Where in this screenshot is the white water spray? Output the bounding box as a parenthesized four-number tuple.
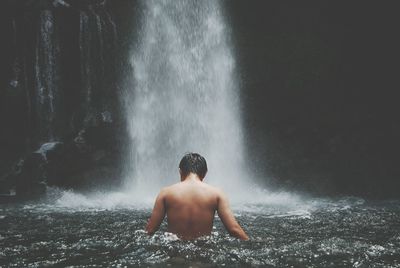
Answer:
(125, 0, 248, 200)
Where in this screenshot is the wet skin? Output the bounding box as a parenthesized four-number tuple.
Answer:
(146, 173, 249, 240)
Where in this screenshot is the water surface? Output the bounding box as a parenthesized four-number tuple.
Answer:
(1, 194, 399, 267)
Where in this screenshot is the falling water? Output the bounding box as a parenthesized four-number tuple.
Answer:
(79, 6, 117, 125)
(125, 0, 248, 199)
(34, 10, 60, 143)
(79, 11, 93, 111)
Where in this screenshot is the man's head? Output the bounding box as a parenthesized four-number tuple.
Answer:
(179, 153, 208, 180)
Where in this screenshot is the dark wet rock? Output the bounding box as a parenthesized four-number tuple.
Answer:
(0, 0, 132, 199)
(52, 0, 71, 8)
(4, 0, 108, 10)
(0, 110, 126, 197)
(35, 142, 64, 161)
(44, 119, 124, 189)
(15, 152, 47, 199)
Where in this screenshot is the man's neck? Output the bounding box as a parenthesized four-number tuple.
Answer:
(181, 173, 202, 182)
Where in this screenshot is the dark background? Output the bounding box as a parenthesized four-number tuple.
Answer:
(227, 1, 400, 197)
(1, 1, 399, 198)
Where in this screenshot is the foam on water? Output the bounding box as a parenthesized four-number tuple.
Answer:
(49, 187, 312, 218)
(49, 188, 151, 210)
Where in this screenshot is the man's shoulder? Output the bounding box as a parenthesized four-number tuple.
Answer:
(159, 183, 180, 194)
(199, 182, 225, 197)
(201, 182, 217, 190)
(161, 182, 224, 198)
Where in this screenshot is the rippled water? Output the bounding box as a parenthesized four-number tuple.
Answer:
(1, 193, 400, 267)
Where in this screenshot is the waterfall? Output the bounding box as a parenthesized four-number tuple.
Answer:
(34, 10, 60, 143)
(79, 6, 117, 126)
(125, 0, 248, 199)
(79, 11, 93, 112)
(31, 3, 118, 144)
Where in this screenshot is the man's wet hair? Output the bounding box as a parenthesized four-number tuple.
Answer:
(179, 153, 208, 179)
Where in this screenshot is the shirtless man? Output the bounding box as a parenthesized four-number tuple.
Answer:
(146, 153, 249, 240)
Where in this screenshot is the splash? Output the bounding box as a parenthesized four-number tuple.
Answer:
(48, 187, 311, 217)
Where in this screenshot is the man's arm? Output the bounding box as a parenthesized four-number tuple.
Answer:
(216, 191, 249, 240)
(146, 189, 167, 235)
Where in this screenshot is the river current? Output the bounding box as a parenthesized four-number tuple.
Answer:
(1, 190, 399, 267)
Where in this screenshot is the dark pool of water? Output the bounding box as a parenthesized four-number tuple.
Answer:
(1, 196, 400, 267)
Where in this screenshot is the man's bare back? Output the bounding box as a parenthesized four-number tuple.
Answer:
(145, 153, 248, 240)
